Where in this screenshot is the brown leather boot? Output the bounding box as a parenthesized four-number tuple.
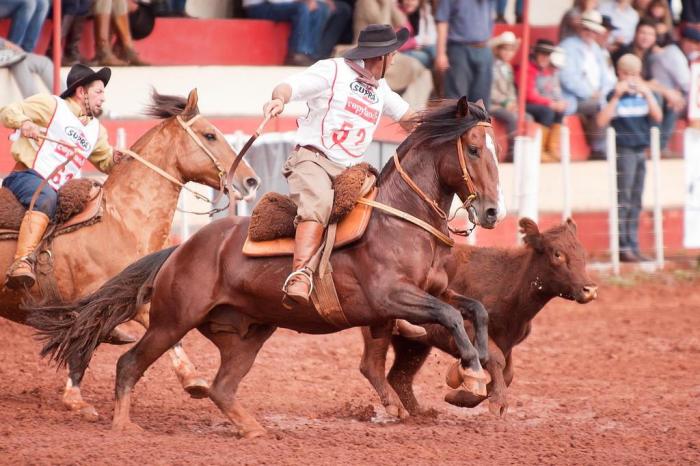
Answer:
(64, 15, 86, 65)
(283, 221, 325, 305)
(6, 210, 50, 290)
(112, 14, 149, 66)
(394, 319, 428, 339)
(91, 14, 127, 66)
(546, 123, 562, 162)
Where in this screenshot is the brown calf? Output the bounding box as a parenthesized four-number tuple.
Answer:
(360, 218, 598, 419)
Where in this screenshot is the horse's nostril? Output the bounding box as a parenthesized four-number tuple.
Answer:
(485, 208, 498, 220)
(245, 177, 259, 188)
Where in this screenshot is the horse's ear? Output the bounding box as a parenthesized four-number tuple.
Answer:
(519, 217, 544, 252)
(457, 96, 470, 118)
(565, 217, 578, 234)
(183, 88, 199, 118)
(474, 99, 486, 111)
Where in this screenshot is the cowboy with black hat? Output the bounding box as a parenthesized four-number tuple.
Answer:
(0, 63, 124, 289)
(261, 24, 425, 338)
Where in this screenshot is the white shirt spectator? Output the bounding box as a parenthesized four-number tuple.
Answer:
(599, 1, 639, 45)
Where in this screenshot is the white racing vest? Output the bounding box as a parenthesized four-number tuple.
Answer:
(32, 96, 99, 190)
(291, 58, 408, 167)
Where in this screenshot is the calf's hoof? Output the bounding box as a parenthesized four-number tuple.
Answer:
(488, 398, 508, 418)
(80, 405, 99, 422)
(444, 389, 487, 408)
(184, 378, 210, 399)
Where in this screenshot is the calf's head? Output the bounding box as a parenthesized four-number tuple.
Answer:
(520, 218, 598, 304)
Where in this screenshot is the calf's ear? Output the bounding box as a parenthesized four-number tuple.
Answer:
(565, 217, 578, 234)
(519, 217, 544, 252)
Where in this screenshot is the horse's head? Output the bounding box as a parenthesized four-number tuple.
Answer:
(145, 89, 261, 201)
(520, 217, 598, 304)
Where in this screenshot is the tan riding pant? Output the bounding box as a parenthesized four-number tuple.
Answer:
(283, 147, 347, 226)
(93, 0, 128, 15)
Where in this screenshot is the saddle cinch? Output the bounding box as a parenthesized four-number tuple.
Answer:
(0, 178, 104, 241)
(243, 163, 377, 257)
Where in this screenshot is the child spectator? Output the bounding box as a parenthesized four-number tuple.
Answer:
(596, 53, 662, 262)
(523, 39, 569, 162)
(397, 0, 436, 68)
(490, 31, 521, 161)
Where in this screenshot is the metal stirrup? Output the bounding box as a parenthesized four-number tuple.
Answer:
(282, 268, 314, 296)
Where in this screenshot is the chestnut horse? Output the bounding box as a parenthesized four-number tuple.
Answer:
(359, 218, 598, 419)
(2, 89, 259, 419)
(30, 98, 503, 437)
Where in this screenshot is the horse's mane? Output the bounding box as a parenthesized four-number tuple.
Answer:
(143, 90, 199, 120)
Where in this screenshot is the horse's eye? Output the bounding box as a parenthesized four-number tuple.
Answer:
(468, 145, 479, 157)
(204, 132, 216, 141)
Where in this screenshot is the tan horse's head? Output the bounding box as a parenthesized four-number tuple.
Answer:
(145, 89, 260, 201)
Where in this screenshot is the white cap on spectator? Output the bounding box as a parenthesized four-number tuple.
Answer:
(489, 31, 521, 49)
(580, 10, 606, 34)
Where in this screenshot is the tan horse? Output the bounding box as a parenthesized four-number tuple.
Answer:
(0, 89, 260, 419)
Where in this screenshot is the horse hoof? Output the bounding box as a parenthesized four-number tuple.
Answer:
(445, 389, 487, 408)
(459, 365, 491, 384)
(80, 405, 99, 422)
(112, 421, 144, 433)
(184, 378, 210, 399)
(241, 429, 266, 440)
(385, 404, 410, 420)
(488, 400, 508, 418)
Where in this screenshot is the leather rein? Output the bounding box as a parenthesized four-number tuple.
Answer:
(357, 120, 492, 248)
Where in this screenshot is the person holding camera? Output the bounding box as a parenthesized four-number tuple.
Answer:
(596, 53, 662, 262)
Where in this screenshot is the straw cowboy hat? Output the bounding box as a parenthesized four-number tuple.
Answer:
(580, 10, 607, 34)
(489, 31, 521, 49)
(60, 64, 111, 99)
(343, 24, 409, 60)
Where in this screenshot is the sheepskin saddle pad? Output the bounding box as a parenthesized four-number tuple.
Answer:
(243, 163, 378, 257)
(0, 179, 104, 239)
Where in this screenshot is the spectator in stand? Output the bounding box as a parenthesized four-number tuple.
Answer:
(243, 0, 330, 66)
(0, 0, 50, 52)
(354, 0, 432, 108)
(92, 0, 149, 66)
(522, 39, 569, 162)
(599, 0, 639, 48)
(318, 1, 353, 59)
(596, 53, 662, 262)
(46, 0, 93, 66)
(645, 0, 673, 32)
(650, 17, 690, 152)
(489, 31, 521, 161)
(612, 19, 685, 149)
(560, 0, 600, 42)
(679, 26, 700, 62)
(560, 10, 616, 159)
(0, 37, 58, 97)
(397, 0, 436, 68)
(495, 0, 523, 24)
(681, 0, 700, 24)
(435, 0, 496, 105)
(632, 0, 652, 16)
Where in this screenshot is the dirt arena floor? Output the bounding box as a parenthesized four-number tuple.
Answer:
(0, 268, 699, 465)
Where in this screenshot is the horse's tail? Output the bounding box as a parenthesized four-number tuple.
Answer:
(27, 246, 178, 374)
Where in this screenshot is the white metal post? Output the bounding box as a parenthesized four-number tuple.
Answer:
(560, 125, 572, 220)
(116, 127, 126, 149)
(607, 127, 620, 275)
(514, 130, 540, 243)
(650, 127, 665, 269)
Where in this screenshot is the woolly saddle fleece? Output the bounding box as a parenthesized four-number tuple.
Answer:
(249, 163, 377, 241)
(0, 178, 97, 229)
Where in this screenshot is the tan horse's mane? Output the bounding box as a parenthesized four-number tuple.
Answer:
(143, 90, 199, 121)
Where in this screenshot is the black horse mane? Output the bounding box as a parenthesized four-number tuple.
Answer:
(143, 90, 199, 120)
(379, 99, 491, 181)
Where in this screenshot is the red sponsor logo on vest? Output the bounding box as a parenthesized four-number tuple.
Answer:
(345, 97, 378, 123)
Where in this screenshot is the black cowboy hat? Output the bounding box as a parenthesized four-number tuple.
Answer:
(60, 64, 111, 99)
(533, 39, 557, 54)
(343, 24, 409, 60)
(129, 2, 156, 40)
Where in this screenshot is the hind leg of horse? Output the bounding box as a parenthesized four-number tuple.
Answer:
(359, 325, 409, 420)
(133, 304, 208, 398)
(62, 357, 99, 422)
(112, 325, 188, 432)
(199, 323, 276, 439)
(387, 335, 432, 415)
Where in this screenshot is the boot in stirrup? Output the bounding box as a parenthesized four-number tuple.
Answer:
(6, 210, 50, 290)
(283, 221, 324, 306)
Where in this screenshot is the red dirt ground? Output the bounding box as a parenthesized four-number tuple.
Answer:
(0, 269, 698, 465)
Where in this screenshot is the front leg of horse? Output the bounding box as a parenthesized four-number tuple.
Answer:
(359, 326, 409, 420)
(133, 305, 209, 398)
(62, 356, 99, 422)
(380, 287, 487, 396)
(442, 290, 490, 366)
(485, 342, 509, 418)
